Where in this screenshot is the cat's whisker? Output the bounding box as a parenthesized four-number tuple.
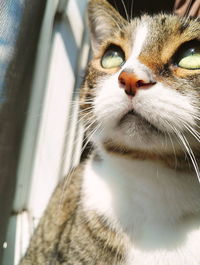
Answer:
(184, 124, 200, 140)
(77, 115, 94, 128)
(100, 9, 125, 32)
(81, 123, 102, 155)
(61, 121, 101, 192)
(131, 0, 134, 20)
(164, 120, 191, 166)
(181, 134, 200, 181)
(78, 111, 94, 117)
(120, 0, 130, 22)
(62, 110, 93, 129)
(178, 119, 200, 142)
(165, 113, 200, 140)
(113, 0, 120, 15)
(182, 125, 200, 145)
(163, 130, 170, 149)
(51, 112, 94, 154)
(173, 127, 200, 182)
(58, 120, 101, 209)
(70, 99, 94, 105)
(56, 123, 102, 233)
(167, 131, 178, 169)
(82, 118, 98, 135)
(78, 107, 94, 115)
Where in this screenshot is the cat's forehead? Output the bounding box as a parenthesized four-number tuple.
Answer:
(131, 15, 200, 43)
(96, 14, 200, 66)
(129, 15, 200, 60)
(102, 14, 200, 77)
(89, 14, 200, 82)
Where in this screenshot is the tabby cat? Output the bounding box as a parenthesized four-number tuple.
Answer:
(20, 0, 200, 264)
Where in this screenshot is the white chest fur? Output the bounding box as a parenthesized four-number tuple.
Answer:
(82, 154, 200, 265)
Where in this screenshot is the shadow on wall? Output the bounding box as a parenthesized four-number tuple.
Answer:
(0, 0, 47, 263)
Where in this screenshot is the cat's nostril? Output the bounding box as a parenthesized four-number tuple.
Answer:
(119, 77, 126, 87)
(118, 71, 156, 97)
(136, 80, 156, 88)
(136, 80, 145, 87)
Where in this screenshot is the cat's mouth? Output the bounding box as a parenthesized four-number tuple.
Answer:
(119, 109, 162, 134)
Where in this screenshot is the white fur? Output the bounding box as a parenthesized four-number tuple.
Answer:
(92, 22, 198, 152)
(84, 17, 200, 265)
(93, 71, 197, 153)
(82, 154, 200, 265)
(131, 23, 148, 59)
(121, 23, 151, 82)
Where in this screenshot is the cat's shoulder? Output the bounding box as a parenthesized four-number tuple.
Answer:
(45, 163, 85, 223)
(19, 164, 85, 265)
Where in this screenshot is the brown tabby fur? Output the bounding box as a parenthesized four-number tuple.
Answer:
(19, 163, 126, 265)
(81, 2, 200, 168)
(20, 0, 200, 264)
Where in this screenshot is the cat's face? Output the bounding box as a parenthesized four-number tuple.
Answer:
(81, 0, 200, 162)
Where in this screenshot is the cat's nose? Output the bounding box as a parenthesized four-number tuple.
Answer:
(118, 71, 156, 97)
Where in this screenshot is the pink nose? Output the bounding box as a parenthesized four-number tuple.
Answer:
(118, 71, 156, 96)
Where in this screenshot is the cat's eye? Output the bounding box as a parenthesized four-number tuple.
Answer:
(178, 48, 200, 69)
(101, 45, 125, 69)
(175, 41, 200, 70)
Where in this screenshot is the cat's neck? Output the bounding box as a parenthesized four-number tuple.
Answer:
(102, 140, 200, 172)
(82, 150, 200, 240)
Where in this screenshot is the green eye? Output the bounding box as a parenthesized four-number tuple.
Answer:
(175, 41, 200, 70)
(101, 45, 125, 69)
(178, 50, 200, 69)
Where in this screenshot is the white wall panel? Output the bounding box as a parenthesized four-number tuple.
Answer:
(3, 0, 89, 264)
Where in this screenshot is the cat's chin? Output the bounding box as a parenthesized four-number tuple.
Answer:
(118, 109, 162, 135)
(94, 112, 183, 154)
(115, 109, 169, 150)
(95, 127, 176, 155)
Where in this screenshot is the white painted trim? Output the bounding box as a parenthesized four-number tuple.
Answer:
(4, 0, 89, 263)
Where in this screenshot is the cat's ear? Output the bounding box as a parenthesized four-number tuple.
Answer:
(88, 0, 127, 53)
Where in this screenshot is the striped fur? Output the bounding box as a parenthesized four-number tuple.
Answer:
(20, 0, 200, 264)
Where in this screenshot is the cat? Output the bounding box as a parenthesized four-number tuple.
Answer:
(19, 0, 200, 264)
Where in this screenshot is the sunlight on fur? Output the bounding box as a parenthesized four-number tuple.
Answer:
(19, 0, 200, 264)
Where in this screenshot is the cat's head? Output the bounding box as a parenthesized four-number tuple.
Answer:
(80, 0, 200, 168)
